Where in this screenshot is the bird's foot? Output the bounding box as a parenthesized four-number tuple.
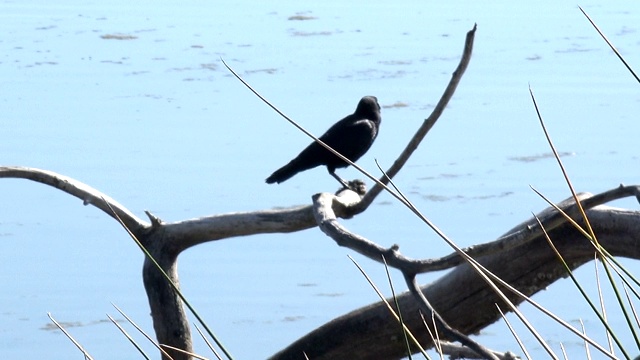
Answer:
(330, 172, 366, 195)
(331, 172, 351, 189)
(335, 179, 367, 196)
(348, 179, 367, 195)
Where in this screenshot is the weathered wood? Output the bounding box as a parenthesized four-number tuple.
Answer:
(3, 170, 638, 360)
(269, 205, 640, 360)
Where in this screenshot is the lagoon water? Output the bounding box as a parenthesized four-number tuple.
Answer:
(1, 1, 639, 359)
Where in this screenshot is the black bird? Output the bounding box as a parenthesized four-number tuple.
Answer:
(265, 96, 381, 188)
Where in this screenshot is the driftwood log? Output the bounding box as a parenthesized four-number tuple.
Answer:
(2, 166, 638, 359)
(270, 188, 640, 359)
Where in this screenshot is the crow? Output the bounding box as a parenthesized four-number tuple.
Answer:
(265, 96, 381, 188)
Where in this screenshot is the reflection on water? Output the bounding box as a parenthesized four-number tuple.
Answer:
(1, 1, 639, 359)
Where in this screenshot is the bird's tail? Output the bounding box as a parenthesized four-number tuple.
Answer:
(266, 156, 320, 184)
(265, 161, 301, 184)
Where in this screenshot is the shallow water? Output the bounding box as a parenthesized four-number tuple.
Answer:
(1, 1, 639, 359)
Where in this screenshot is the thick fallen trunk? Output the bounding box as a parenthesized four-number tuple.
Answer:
(270, 205, 640, 360)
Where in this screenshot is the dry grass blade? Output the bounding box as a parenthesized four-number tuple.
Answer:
(382, 255, 414, 359)
(529, 187, 597, 247)
(220, 57, 379, 189)
(601, 269, 640, 350)
(615, 267, 640, 301)
(531, 186, 640, 356)
(160, 344, 210, 360)
(347, 255, 430, 359)
(389, 184, 617, 357)
(371, 163, 499, 359)
(431, 312, 444, 360)
(375, 163, 557, 359)
(101, 197, 234, 360)
(47, 312, 94, 360)
(578, 6, 640, 84)
(533, 214, 625, 358)
(112, 303, 175, 360)
(221, 24, 477, 215)
(624, 285, 640, 329)
(529, 86, 597, 243)
(221, 56, 421, 221)
(496, 305, 532, 360)
(223, 41, 511, 359)
(194, 323, 224, 360)
(530, 86, 640, 353)
(530, 185, 640, 293)
(107, 313, 150, 359)
(580, 320, 593, 360)
(594, 257, 615, 354)
(560, 343, 568, 360)
(419, 312, 443, 359)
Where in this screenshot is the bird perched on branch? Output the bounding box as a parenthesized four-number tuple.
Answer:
(265, 96, 381, 189)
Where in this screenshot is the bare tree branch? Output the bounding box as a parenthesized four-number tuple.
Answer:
(310, 186, 640, 276)
(436, 341, 519, 360)
(164, 188, 363, 253)
(354, 24, 477, 213)
(0, 166, 148, 234)
(404, 274, 499, 360)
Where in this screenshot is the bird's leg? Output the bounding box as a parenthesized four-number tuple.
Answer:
(329, 169, 350, 189)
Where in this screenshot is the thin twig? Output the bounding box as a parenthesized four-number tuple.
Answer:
(356, 23, 477, 212)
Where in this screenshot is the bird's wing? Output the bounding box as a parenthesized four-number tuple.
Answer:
(321, 118, 378, 162)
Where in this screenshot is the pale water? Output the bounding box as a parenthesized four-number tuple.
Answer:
(1, 1, 639, 359)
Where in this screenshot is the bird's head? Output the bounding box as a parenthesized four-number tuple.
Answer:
(355, 96, 381, 120)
